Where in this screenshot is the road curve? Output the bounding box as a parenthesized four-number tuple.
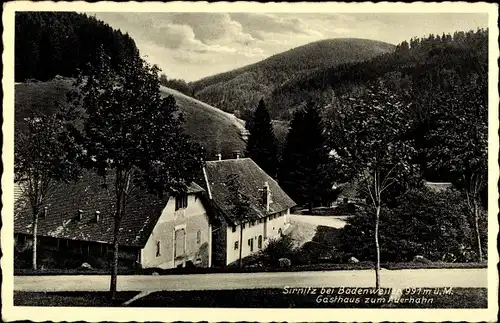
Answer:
(14, 268, 487, 292)
(288, 214, 347, 228)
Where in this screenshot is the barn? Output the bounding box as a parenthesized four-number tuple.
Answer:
(14, 171, 213, 270)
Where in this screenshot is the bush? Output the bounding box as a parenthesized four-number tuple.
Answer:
(259, 235, 295, 266)
(14, 249, 32, 269)
(338, 187, 484, 263)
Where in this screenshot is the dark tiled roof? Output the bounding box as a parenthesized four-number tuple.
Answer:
(14, 172, 204, 247)
(424, 181, 453, 193)
(204, 158, 296, 225)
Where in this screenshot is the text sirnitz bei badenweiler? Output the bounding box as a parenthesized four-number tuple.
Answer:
(282, 287, 453, 305)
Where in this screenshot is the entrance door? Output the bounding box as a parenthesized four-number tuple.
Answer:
(174, 228, 186, 267)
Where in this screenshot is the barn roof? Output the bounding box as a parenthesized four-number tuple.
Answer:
(204, 158, 296, 225)
(424, 181, 453, 193)
(14, 172, 204, 247)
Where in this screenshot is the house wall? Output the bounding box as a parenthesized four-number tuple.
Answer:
(14, 233, 139, 269)
(141, 194, 210, 269)
(225, 209, 289, 265)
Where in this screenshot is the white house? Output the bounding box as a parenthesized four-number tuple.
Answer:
(203, 157, 296, 266)
(14, 171, 213, 270)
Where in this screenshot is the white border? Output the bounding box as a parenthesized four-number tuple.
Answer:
(2, 2, 499, 322)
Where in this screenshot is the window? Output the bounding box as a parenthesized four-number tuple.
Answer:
(278, 228, 283, 236)
(242, 223, 246, 229)
(196, 230, 201, 244)
(156, 241, 161, 257)
(175, 195, 188, 210)
(259, 219, 263, 224)
(258, 235, 262, 249)
(232, 226, 237, 233)
(234, 241, 239, 250)
(248, 238, 254, 252)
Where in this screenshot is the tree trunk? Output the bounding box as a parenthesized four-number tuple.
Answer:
(109, 217, 120, 301)
(239, 225, 243, 268)
(473, 200, 483, 262)
(374, 205, 381, 289)
(32, 212, 38, 270)
(109, 168, 131, 301)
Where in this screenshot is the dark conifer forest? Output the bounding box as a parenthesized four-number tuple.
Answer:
(270, 29, 488, 119)
(15, 12, 139, 82)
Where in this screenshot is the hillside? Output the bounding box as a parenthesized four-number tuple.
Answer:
(15, 12, 138, 82)
(269, 29, 488, 121)
(191, 38, 395, 119)
(15, 78, 246, 160)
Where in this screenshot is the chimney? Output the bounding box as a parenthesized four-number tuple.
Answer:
(261, 181, 271, 212)
(78, 210, 83, 221)
(95, 211, 100, 222)
(216, 153, 222, 161)
(233, 150, 240, 159)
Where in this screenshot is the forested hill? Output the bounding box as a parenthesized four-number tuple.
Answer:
(191, 38, 395, 120)
(15, 12, 139, 82)
(269, 29, 488, 119)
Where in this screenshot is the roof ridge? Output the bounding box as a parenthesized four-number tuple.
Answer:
(206, 157, 251, 163)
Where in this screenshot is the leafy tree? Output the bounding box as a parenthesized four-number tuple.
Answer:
(279, 102, 331, 212)
(425, 73, 488, 262)
(340, 187, 479, 263)
(159, 75, 193, 96)
(328, 82, 417, 288)
(245, 99, 279, 177)
(68, 46, 204, 299)
(225, 174, 252, 268)
(159, 73, 168, 86)
(14, 106, 82, 270)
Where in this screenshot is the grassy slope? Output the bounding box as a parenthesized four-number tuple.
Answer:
(191, 38, 395, 118)
(15, 78, 246, 158)
(158, 86, 246, 157)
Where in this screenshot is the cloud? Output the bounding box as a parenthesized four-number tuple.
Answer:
(90, 12, 488, 81)
(230, 13, 321, 40)
(331, 27, 352, 34)
(155, 23, 195, 49)
(168, 13, 255, 45)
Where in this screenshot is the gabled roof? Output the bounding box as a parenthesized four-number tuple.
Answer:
(14, 172, 204, 247)
(204, 158, 296, 225)
(424, 181, 453, 193)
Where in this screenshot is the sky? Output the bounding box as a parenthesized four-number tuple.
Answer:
(89, 12, 488, 82)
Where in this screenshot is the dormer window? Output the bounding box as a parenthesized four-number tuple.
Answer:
(95, 211, 101, 222)
(175, 194, 188, 210)
(78, 209, 83, 221)
(41, 206, 48, 219)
